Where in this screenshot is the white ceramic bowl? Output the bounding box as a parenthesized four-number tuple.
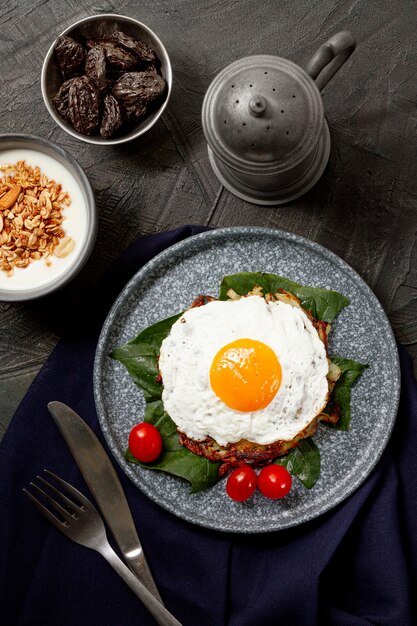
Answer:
(0, 134, 97, 301)
(41, 14, 172, 145)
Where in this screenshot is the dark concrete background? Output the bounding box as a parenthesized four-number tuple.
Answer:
(1, 0, 417, 438)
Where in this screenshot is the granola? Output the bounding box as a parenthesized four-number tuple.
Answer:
(0, 160, 75, 276)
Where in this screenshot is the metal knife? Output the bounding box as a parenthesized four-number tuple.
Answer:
(48, 401, 163, 604)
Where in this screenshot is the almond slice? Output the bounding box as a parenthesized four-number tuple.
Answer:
(0, 185, 22, 210)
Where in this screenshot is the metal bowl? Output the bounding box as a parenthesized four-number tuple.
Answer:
(0, 134, 97, 301)
(41, 14, 172, 145)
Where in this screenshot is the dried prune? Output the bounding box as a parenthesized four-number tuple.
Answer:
(52, 77, 78, 121)
(106, 69, 126, 87)
(100, 94, 123, 138)
(107, 31, 156, 64)
(55, 35, 85, 79)
(68, 76, 100, 135)
(146, 63, 159, 75)
(87, 40, 137, 70)
(123, 101, 148, 124)
(112, 71, 166, 105)
(85, 46, 107, 93)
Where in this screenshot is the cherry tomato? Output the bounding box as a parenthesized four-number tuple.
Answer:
(258, 464, 292, 499)
(128, 423, 162, 463)
(226, 466, 257, 502)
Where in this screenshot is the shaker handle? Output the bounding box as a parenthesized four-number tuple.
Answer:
(306, 31, 356, 91)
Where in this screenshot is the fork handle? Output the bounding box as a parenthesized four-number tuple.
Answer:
(99, 543, 182, 626)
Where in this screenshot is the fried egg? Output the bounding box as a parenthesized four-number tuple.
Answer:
(159, 295, 329, 446)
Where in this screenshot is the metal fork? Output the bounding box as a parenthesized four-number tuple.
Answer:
(23, 470, 182, 626)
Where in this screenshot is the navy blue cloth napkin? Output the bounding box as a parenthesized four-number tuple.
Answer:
(1, 226, 417, 626)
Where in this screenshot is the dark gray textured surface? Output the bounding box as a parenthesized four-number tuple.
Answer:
(1, 0, 417, 438)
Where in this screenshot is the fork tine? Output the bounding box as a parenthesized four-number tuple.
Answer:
(37, 474, 83, 512)
(29, 481, 74, 523)
(43, 470, 92, 508)
(23, 488, 67, 528)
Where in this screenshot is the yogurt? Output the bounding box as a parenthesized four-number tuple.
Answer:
(0, 148, 88, 291)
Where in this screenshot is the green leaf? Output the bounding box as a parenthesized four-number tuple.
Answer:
(125, 448, 220, 493)
(275, 438, 321, 489)
(144, 400, 182, 451)
(110, 313, 182, 401)
(324, 357, 369, 430)
(219, 272, 349, 323)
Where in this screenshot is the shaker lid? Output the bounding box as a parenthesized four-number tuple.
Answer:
(202, 55, 324, 174)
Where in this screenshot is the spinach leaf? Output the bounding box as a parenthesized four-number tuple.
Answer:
(219, 272, 349, 323)
(324, 357, 369, 430)
(125, 448, 220, 493)
(110, 313, 182, 401)
(144, 400, 183, 451)
(274, 438, 320, 489)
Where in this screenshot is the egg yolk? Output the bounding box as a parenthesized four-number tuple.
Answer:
(210, 338, 282, 412)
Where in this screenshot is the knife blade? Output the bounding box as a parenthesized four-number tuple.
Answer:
(48, 400, 163, 604)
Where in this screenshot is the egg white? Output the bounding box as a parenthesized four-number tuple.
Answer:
(159, 295, 329, 446)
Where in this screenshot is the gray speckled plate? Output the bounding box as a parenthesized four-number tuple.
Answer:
(93, 227, 400, 533)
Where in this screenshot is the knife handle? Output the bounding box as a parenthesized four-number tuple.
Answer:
(100, 543, 182, 626)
